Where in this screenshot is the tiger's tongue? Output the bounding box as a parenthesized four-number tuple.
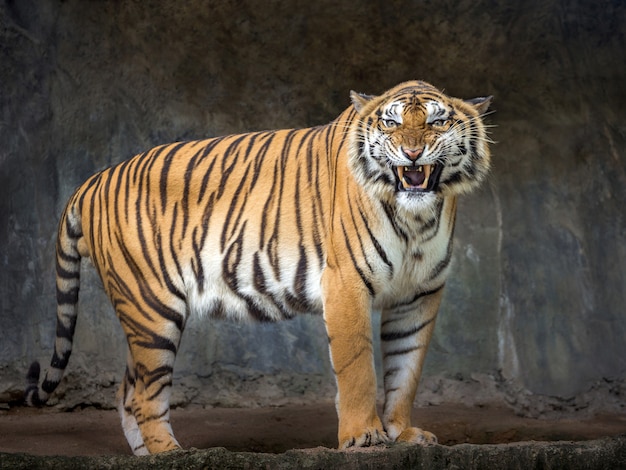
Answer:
(403, 168, 426, 187)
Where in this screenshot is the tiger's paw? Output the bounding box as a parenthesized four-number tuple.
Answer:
(396, 427, 438, 446)
(339, 426, 389, 449)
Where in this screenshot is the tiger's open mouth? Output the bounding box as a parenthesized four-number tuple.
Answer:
(393, 163, 443, 192)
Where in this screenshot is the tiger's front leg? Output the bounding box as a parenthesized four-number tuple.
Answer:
(321, 268, 388, 449)
(380, 288, 444, 445)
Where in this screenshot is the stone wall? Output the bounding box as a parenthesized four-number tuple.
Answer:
(1, 0, 625, 412)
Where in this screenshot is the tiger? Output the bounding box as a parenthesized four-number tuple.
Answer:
(24, 80, 492, 455)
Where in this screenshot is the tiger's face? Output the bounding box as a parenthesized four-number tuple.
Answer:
(349, 81, 492, 212)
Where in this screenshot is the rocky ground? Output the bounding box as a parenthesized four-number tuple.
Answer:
(1, 402, 625, 469)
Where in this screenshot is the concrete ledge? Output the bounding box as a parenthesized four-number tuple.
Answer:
(2, 436, 625, 470)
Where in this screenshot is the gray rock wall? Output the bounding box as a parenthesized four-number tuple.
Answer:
(1, 0, 625, 411)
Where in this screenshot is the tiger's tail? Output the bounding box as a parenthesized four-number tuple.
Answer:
(25, 194, 84, 406)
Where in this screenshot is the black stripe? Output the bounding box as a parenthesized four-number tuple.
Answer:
(419, 210, 438, 235)
(245, 296, 277, 322)
(381, 200, 409, 243)
(441, 171, 463, 186)
(98, 172, 119, 250)
(132, 157, 162, 284)
(380, 317, 434, 342)
(56, 262, 80, 279)
(134, 274, 185, 332)
(293, 244, 308, 302)
(305, 127, 322, 184)
(310, 200, 325, 269)
(168, 203, 185, 287)
(130, 150, 145, 185)
(181, 145, 203, 241)
(123, 159, 134, 226)
(196, 142, 222, 205)
(135, 407, 170, 426)
(384, 346, 421, 357)
(267, 165, 284, 279)
(419, 198, 446, 243)
(217, 135, 247, 200)
(464, 161, 477, 177)
(56, 286, 79, 305)
(114, 233, 185, 331)
(294, 165, 303, 237)
(192, 192, 216, 292)
(54, 312, 77, 340)
(159, 142, 187, 213)
(241, 131, 265, 163)
(384, 284, 445, 314)
(191, 227, 206, 292)
(340, 220, 375, 297)
(41, 378, 60, 394)
(26, 362, 41, 384)
(255, 131, 277, 163)
(121, 314, 178, 354)
(253, 252, 268, 292)
(357, 204, 393, 276)
(95, 175, 107, 271)
(259, 161, 279, 249)
(334, 341, 372, 376)
(224, 224, 278, 322)
(146, 378, 174, 401)
(83, 177, 103, 267)
(346, 199, 376, 275)
(50, 346, 72, 370)
(283, 291, 309, 315)
(123, 367, 135, 388)
(112, 158, 133, 233)
(373, 172, 394, 186)
(106, 252, 139, 312)
(222, 222, 245, 292)
(249, 131, 277, 193)
(428, 225, 456, 281)
(64, 209, 82, 239)
(143, 364, 174, 390)
(154, 229, 185, 302)
(251, 252, 286, 314)
(133, 333, 177, 353)
(100, 167, 116, 250)
(220, 163, 250, 252)
(307, 128, 326, 266)
(56, 244, 80, 264)
(383, 367, 400, 380)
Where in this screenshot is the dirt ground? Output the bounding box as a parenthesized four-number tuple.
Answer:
(1, 403, 625, 457)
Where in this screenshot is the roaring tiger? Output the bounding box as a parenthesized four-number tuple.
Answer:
(25, 80, 492, 454)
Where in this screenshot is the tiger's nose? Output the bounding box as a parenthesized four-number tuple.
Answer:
(402, 147, 424, 162)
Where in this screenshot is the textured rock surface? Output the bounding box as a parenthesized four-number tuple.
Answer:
(2, 436, 625, 470)
(1, 0, 625, 415)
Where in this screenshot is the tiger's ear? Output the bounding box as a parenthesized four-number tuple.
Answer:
(465, 96, 493, 115)
(350, 91, 377, 114)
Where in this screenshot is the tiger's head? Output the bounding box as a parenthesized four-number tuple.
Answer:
(348, 80, 492, 212)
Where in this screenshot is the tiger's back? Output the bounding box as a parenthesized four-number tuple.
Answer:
(25, 80, 492, 455)
(79, 125, 341, 324)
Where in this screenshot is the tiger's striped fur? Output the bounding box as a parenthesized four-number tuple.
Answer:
(25, 81, 492, 454)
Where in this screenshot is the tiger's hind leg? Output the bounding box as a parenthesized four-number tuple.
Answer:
(123, 326, 183, 454)
(113, 290, 186, 454)
(117, 352, 148, 455)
